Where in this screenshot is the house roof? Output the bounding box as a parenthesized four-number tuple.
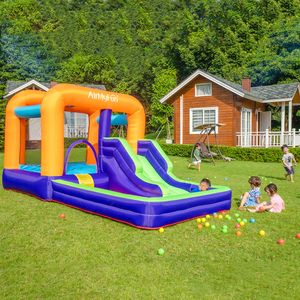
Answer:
(159, 69, 299, 104)
(4, 80, 106, 99)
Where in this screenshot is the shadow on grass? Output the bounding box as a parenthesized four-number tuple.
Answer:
(233, 197, 241, 208)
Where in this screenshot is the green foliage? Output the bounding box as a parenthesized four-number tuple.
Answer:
(0, 0, 300, 149)
(148, 69, 176, 130)
(160, 143, 300, 162)
(57, 54, 116, 86)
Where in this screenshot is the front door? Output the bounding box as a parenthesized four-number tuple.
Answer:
(260, 111, 271, 131)
(241, 108, 252, 147)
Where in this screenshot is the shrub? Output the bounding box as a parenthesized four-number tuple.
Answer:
(159, 143, 300, 162)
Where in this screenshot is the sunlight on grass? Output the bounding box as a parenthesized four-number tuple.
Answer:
(1, 151, 299, 299)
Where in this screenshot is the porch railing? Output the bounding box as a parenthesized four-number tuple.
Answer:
(237, 129, 300, 148)
(64, 125, 88, 138)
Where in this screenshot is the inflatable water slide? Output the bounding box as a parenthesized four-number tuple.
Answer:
(3, 84, 231, 229)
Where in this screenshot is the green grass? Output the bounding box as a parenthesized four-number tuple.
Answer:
(1, 151, 300, 299)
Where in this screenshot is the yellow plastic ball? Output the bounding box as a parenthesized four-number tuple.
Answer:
(240, 221, 245, 226)
(218, 215, 223, 219)
(204, 222, 210, 228)
(205, 214, 211, 219)
(196, 218, 201, 223)
(259, 230, 266, 236)
(201, 217, 206, 223)
(158, 227, 164, 233)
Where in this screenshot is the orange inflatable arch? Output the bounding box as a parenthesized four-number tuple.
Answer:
(4, 84, 145, 176)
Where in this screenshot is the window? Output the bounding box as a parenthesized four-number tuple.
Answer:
(195, 83, 212, 97)
(189, 107, 218, 134)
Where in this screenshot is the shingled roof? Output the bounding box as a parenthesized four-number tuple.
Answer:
(160, 69, 299, 104)
(4, 80, 106, 99)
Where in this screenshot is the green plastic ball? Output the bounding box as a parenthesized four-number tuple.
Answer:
(158, 248, 165, 255)
(211, 225, 216, 230)
(237, 218, 241, 222)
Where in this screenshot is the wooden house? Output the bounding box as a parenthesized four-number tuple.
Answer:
(160, 70, 300, 147)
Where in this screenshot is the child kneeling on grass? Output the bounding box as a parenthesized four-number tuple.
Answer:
(239, 176, 261, 210)
(248, 183, 285, 213)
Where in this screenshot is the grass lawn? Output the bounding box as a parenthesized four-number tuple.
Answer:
(1, 150, 300, 299)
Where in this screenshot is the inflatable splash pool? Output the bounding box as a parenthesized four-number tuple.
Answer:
(3, 84, 231, 229)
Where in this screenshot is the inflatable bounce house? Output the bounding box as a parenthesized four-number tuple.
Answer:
(3, 84, 231, 229)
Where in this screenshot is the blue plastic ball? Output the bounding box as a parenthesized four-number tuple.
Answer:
(249, 218, 256, 223)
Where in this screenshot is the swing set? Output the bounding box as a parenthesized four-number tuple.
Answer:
(189, 123, 232, 165)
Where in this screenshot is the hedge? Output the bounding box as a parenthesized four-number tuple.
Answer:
(159, 143, 300, 163)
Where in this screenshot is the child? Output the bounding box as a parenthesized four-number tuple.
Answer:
(239, 176, 261, 210)
(249, 184, 285, 213)
(188, 143, 201, 172)
(191, 178, 211, 192)
(281, 144, 297, 182)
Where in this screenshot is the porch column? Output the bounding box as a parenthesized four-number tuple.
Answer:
(280, 102, 285, 145)
(179, 95, 183, 144)
(288, 100, 292, 132)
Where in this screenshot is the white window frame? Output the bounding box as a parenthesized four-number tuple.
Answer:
(195, 83, 212, 97)
(189, 107, 219, 134)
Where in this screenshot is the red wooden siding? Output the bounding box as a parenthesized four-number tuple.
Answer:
(169, 75, 265, 146)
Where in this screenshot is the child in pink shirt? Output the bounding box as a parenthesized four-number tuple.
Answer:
(248, 183, 285, 213)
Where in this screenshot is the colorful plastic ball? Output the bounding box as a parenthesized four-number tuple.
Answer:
(237, 218, 241, 222)
(196, 218, 201, 223)
(197, 224, 203, 230)
(234, 213, 240, 218)
(224, 177, 228, 181)
(222, 225, 228, 229)
(236, 231, 242, 236)
(201, 217, 206, 223)
(249, 218, 256, 223)
(235, 224, 241, 229)
(59, 213, 65, 219)
(259, 206, 265, 212)
(158, 227, 164, 233)
(221, 228, 228, 233)
(218, 215, 223, 220)
(226, 215, 232, 220)
(242, 218, 247, 223)
(211, 225, 216, 230)
(206, 214, 211, 219)
(204, 222, 210, 228)
(296, 233, 300, 239)
(213, 213, 218, 218)
(158, 248, 165, 255)
(259, 230, 266, 237)
(277, 239, 285, 245)
(240, 221, 245, 226)
(221, 211, 226, 215)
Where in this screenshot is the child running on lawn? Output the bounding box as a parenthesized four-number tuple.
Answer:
(188, 143, 201, 172)
(248, 183, 285, 213)
(281, 144, 297, 182)
(239, 176, 261, 210)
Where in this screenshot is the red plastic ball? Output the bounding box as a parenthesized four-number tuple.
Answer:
(236, 231, 242, 236)
(276, 239, 285, 245)
(198, 224, 203, 230)
(59, 213, 65, 219)
(295, 233, 300, 239)
(235, 224, 241, 229)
